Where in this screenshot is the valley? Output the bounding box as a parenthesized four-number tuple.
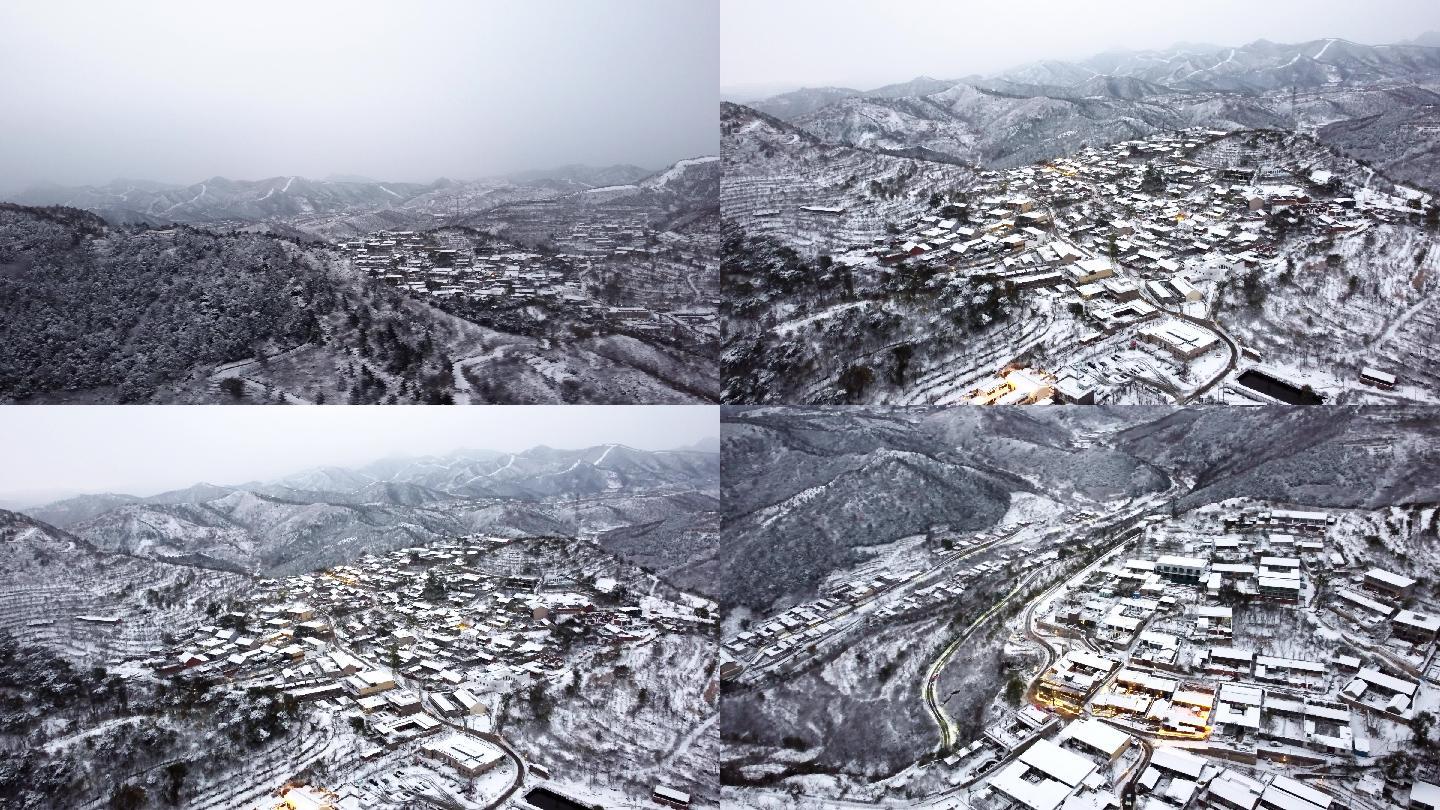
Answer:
(0, 156, 718, 405)
(718, 405, 1440, 809)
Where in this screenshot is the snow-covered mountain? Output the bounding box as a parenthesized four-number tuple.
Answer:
(751, 38, 1440, 126)
(22, 443, 720, 579)
(450, 153, 720, 240)
(748, 77, 959, 121)
(1113, 406, 1440, 510)
(721, 407, 1176, 609)
(722, 406, 1440, 611)
(737, 37, 1440, 188)
(0, 509, 250, 661)
(749, 85, 867, 121)
(1010, 38, 1440, 94)
(4, 155, 718, 237)
(9, 175, 441, 227)
(505, 163, 655, 189)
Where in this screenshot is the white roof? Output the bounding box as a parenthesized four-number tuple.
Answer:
(1410, 782, 1440, 810)
(1139, 767, 1161, 791)
(1167, 779, 1199, 806)
(1211, 646, 1254, 662)
(1218, 683, 1263, 706)
(1209, 775, 1261, 810)
(1173, 689, 1215, 708)
(422, 733, 504, 770)
(1395, 610, 1440, 632)
(1365, 568, 1416, 588)
(1261, 784, 1324, 810)
(1257, 576, 1301, 591)
(1254, 655, 1325, 673)
(1062, 718, 1131, 756)
(1156, 554, 1206, 569)
(1306, 702, 1351, 722)
(990, 760, 1073, 810)
(1117, 668, 1177, 693)
(1142, 320, 1218, 354)
(1214, 701, 1261, 729)
(1149, 746, 1205, 778)
(1104, 607, 1143, 631)
(1360, 367, 1397, 385)
(1336, 588, 1394, 616)
(1259, 556, 1299, 567)
(1357, 666, 1418, 696)
(1020, 738, 1097, 787)
(1272, 509, 1328, 522)
(1066, 649, 1118, 673)
(654, 786, 691, 803)
(1271, 775, 1333, 810)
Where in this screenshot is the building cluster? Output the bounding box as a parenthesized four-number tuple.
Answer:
(346, 228, 709, 334)
(551, 217, 655, 258)
(722, 528, 1036, 680)
(722, 570, 913, 674)
(879, 549, 1054, 622)
(1025, 504, 1435, 767)
(347, 230, 584, 306)
(837, 128, 1430, 404)
(148, 534, 711, 783)
(956, 501, 1438, 810)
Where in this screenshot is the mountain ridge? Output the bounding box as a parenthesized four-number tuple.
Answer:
(17, 443, 721, 588)
(4, 154, 720, 239)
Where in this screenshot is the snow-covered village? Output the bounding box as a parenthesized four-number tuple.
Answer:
(0, 406, 722, 810)
(720, 13, 1440, 408)
(346, 221, 716, 342)
(2, 527, 719, 810)
(724, 121, 1439, 406)
(139, 534, 719, 810)
(719, 405, 1440, 810)
(0, 0, 719, 407)
(826, 129, 1432, 406)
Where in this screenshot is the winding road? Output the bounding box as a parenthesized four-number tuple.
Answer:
(923, 483, 1180, 751)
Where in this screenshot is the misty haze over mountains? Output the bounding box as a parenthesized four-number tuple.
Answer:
(2, 163, 665, 202)
(728, 32, 1440, 101)
(4, 158, 718, 235)
(13, 441, 720, 590)
(0, 1, 719, 190)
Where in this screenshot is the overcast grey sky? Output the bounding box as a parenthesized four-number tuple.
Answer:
(0, 0, 717, 191)
(0, 406, 718, 506)
(722, 0, 1440, 97)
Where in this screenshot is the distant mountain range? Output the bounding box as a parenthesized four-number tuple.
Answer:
(744, 76, 959, 121)
(750, 37, 1440, 121)
(5, 157, 719, 240)
(506, 163, 655, 187)
(19, 443, 721, 592)
(994, 37, 1440, 93)
(737, 36, 1440, 189)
